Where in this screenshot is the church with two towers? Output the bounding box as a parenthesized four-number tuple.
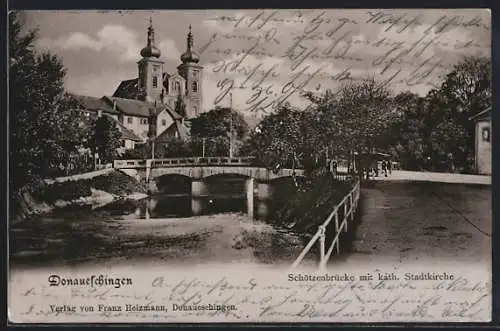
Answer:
(75, 20, 204, 150)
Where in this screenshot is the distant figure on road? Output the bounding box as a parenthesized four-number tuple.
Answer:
(388, 160, 392, 174)
(329, 159, 337, 175)
(382, 161, 387, 177)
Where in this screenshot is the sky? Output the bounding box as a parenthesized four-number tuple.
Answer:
(21, 9, 491, 120)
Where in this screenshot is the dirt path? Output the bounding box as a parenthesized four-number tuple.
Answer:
(373, 170, 491, 185)
(347, 181, 491, 266)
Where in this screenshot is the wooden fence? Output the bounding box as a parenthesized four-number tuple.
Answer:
(290, 179, 361, 271)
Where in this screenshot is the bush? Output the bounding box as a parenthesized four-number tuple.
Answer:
(273, 175, 354, 235)
(92, 171, 146, 195)
(121, 148, 149, 160)
(33, 180, 93, 204)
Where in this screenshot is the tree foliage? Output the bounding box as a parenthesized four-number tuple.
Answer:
(242, 78, 397, 176)
(9, 11, 89, 193)
(189, 107, 250, 157)
(243, 55, 491, 176)
(157, 136, 193, 158)
(387, 56, 491, 172)
(190, 107, 249, 140)
(92, 116, 121, 163)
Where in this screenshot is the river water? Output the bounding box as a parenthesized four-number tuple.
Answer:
(10, 177, 314, 269)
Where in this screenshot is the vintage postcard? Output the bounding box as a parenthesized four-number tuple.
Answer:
(8, 9, 492, 323)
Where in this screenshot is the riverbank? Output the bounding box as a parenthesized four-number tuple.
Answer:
(273, 174, 355, 235)
(10, 211, 306, 268)
(11, 170, 147, 221)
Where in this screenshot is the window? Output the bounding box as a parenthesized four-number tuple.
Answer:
(153, 76, 158, 88)
(192, 81, 198, 92)
(161, 119, 167, 126)
(140, 118, 148, 125)
(121, 140, 126, 147)
(175, 81, 181, 92)
(127, 116, 133, 124)
(193, 106, 198, 115)
(482, 127, 490, 142)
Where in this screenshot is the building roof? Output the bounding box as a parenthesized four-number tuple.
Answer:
(469, 107, 491, 121)
(155, 120, 190, 142)
(72, 94, 120, 114)
(112, 78, 139, 99)
(106, 115, 143, 142)
(103, 96, 160, 118)
(103, 96, 184, 120)
(163, 105, 183, 121)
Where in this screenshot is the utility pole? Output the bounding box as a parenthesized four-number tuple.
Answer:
(202, 137, 206, 158)
(150, 103, 156, 160)
(229, 90, 234, 158)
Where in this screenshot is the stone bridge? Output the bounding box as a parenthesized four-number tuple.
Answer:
(113, 157, 303, 181)
(113, 157, 305, 219)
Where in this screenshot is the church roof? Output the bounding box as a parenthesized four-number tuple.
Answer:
(104, 96, 159, 117)
(102, 96, 184, 121)
(112, 78, 139, 99)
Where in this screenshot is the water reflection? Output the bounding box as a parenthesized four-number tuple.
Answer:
(132, 195, 248, 219)
(10, 177, 305, 268)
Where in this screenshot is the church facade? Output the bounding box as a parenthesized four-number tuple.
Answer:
(74, 20, 204, 149)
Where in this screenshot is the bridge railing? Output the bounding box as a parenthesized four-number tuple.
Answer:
(114, 159, 147, 168)
(290, 178, 361, 271)
(114, 157, 256, 169)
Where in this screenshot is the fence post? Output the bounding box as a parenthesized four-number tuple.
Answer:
(319, 225, 326, 268)
(334, 211, 340, 255)
(343, 201, 348, 232)
(349, 192, 354, 221)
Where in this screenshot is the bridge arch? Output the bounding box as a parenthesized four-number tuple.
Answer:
(153, 174, 191, 195)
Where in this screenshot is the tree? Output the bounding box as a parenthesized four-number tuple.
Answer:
(9, 11, 89, 193)
(304, 78, 397, 176)
(433, 55, 491, 172)
(92, 116, 121, 164)
(440, 55, 491, 119)
(156, 136, 193, 158)
(241, 107, 301, 169)
(384, 91, 428, 170)
(190, 107, 249, 139)
(189, 107, 249, 156)
(386, 56, 491, 173)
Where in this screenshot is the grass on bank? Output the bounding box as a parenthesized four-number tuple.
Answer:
(272, 173, 356, 235)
